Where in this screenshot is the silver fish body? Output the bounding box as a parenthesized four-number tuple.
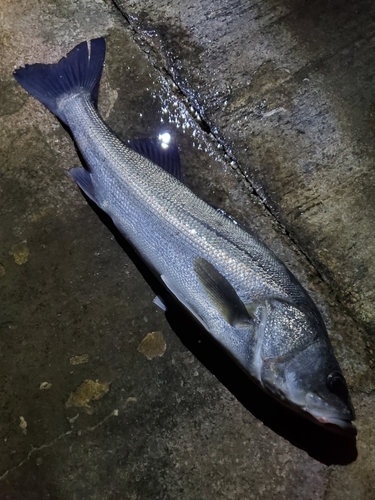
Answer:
(14, 38, 355, 432)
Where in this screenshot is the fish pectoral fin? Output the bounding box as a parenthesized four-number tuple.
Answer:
(68, 167, 97, 204)
(194, 257, 252, 327)
(160, 274, 210, 332)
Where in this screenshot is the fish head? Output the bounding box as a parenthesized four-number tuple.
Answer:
(255, 299, 355, 432)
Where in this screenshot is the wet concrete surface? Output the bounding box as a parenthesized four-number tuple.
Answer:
(0, 0, 375, 498)
(118, 0, 375, 335)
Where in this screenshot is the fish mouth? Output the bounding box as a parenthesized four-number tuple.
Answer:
(289, 402, 357, 435)
(311, 413, 357, 436)
(263, 384, 357, 435)
(304, 394, 357, 435)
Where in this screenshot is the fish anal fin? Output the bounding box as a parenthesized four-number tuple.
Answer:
(68, 166, 97, 204)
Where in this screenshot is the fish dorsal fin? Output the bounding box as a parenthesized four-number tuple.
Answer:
(128, 138, 183, 182)
(194, 257, 252, 327)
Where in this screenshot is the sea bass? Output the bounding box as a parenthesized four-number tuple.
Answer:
(14, 38, 355, 432)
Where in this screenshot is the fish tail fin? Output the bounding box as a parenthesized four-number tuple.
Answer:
(13, 38, 106, 124)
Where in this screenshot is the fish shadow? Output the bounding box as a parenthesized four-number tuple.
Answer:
(86, 197, 357, 466)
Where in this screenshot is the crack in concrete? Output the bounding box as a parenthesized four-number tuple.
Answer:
(107, 3, 347, 285)
(0, 431, 73, 482)
(107, 0, 366, 335)
(0, 409, 118, 482)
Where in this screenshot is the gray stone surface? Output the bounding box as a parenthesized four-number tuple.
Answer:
(0, 0, 374, 499)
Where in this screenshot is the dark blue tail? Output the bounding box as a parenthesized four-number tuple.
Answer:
(13, 38, 106, 124)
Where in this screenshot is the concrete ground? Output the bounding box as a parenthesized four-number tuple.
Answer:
(1, 0, 375, 498)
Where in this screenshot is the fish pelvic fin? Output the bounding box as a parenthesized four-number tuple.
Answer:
(13, 38, 106, 124)
(194, 257, 253, 327)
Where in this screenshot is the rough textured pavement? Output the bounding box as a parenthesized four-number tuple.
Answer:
(1, 0, 375, 498)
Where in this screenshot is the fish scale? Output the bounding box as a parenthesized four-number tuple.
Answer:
(14, 37, 355, 433)
(64, 96, 296, 306)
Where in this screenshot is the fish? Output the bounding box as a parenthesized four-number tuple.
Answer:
(14, 38, 356, 433)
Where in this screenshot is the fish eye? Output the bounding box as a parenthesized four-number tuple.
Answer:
(326, 370, 348, 398)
